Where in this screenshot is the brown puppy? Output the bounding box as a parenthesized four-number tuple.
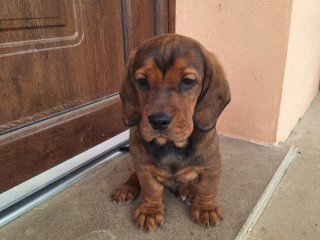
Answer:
(112, 34, 231, 232)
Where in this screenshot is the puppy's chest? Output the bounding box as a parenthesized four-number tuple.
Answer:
(152, 154, 201, 189)
(155, 153, 193, 174)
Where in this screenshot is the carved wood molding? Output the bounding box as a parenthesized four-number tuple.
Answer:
(0, 99, 84, 134)
(0, 0, 84, 57)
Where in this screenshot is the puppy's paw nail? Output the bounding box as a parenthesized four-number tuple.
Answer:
(180, 195, 186, 201)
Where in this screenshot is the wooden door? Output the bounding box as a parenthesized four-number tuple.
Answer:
(0, 0, 175, 193)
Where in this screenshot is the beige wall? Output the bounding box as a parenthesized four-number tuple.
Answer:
(277, 0, 320, 141)
(176, 0, 320, 144)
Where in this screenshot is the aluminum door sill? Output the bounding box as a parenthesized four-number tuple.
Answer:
(0, 130, 129, 227)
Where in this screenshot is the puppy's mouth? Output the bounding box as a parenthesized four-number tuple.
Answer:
(153, 135, 189, 148)
(140, 116, 193, 148)
(154, 135, 168, 145)
(148, 137, 191, 153)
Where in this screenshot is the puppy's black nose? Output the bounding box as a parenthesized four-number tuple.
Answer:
(148, 113, 172, 130)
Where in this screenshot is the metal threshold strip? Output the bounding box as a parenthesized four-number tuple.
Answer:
(235, 145, 298, 240)
(0, 130, 129, 227)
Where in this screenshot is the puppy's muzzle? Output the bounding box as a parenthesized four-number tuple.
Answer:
(148, 113, 172, 130)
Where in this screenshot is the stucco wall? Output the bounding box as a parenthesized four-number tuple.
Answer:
(176, 1, 296, 144)
(276, 0, 320, 141)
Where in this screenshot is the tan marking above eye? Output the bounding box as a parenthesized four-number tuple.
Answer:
(182, 73, 197, 81)
(182, 68, 200, 80)
(135, 72, 146, 79)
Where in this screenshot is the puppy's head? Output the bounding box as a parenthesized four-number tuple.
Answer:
(120, 34, 230, 147)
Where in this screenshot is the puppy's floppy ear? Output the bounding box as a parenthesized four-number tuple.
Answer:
(193, 50, 231, 131)
(120, 51, 140, 126)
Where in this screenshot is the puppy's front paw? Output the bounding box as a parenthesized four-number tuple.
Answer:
(111, 184, 140, 205)
(134, 203, 164, 232)
(191, 203, 223, 227)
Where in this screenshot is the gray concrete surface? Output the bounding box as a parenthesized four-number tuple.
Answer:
(287, 93, 320, 152)
(244, 93, 320, 240)
(0, 137, 289, 240)
(244, 149, 320, 240)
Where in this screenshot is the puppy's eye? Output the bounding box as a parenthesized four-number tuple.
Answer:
(180, 77, 196, 91)
(137, 77, 149, 90)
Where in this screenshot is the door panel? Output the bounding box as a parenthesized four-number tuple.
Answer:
(0, 0, 123, 132)
(0, 0, 175, 193)
(0, 0, 66, 30)
(0, 97, 123, 191)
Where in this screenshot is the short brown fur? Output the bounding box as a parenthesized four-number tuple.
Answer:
(112, 34, 231, 232)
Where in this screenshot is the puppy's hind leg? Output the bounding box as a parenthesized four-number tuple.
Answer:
(111, 172, 141, 204)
